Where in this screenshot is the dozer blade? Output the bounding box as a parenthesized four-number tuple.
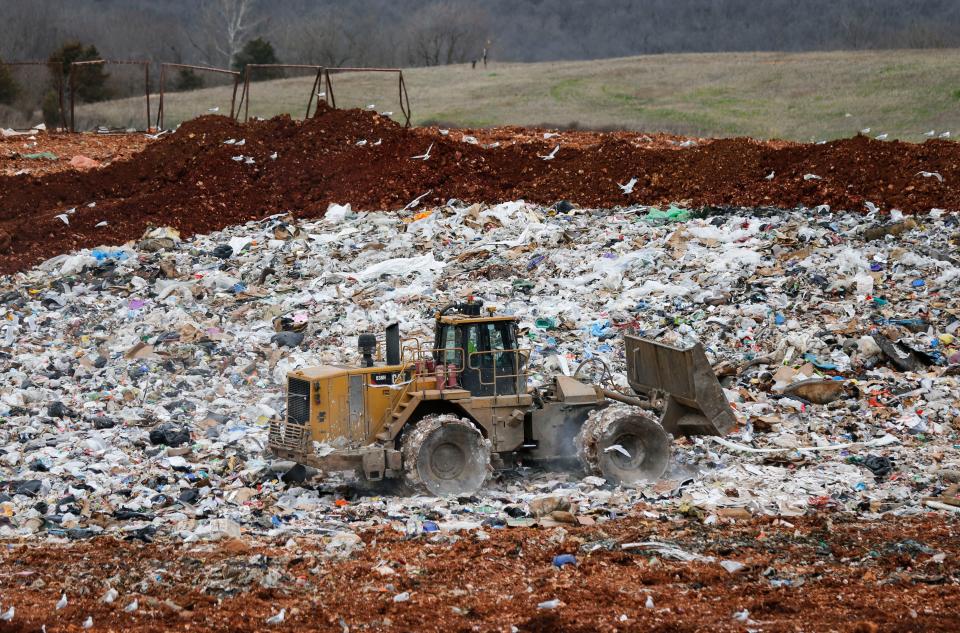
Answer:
(623, 334, 735, 438)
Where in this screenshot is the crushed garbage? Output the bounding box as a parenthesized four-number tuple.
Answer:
(0, 199, 957, 551)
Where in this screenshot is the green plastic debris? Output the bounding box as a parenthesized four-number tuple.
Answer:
(512, 279, 535, 293)
(644, 205, 690, 223)
(22, 151, 58, 161)
(535, 317, 557, 330)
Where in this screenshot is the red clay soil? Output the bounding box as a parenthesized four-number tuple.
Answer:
(0, 512, 957, 633)
(0, 106, 957, 274)
(0, 132, 148, 177)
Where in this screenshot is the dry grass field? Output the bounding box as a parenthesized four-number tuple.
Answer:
(67, 48, 960, 141)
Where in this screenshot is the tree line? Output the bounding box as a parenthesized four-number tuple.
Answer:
(3, 0, 960, 71)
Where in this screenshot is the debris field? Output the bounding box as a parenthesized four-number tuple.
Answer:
(0, 109, 958, 631)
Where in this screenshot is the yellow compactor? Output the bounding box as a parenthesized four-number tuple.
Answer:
(269, 299, 734, 495)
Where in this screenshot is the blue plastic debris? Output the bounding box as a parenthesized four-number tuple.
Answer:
(552, 554, 577, 568)
(774, 313, 786, 325)
(422, 521, 439, 533)
(912, 279, 926, 287)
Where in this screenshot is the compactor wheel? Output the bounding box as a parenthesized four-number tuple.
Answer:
(576, 404, 671, 485)
(401, 415, 491, 496)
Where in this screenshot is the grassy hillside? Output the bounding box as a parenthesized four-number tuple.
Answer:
(75, 49, 960, 142)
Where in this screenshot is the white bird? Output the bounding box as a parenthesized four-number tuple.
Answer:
(538, 145, 559, 161)
(537, 599, 561, 610)
(645, 596, 655, 609)
(55, 214, 70, 225)
(56, 593, 68, 610)
(619, 177, 637, 195)
(356, 139, 367, 146)
(864, 201, 879, 214)
(0, 606, 13, 621)
(223, 138, 236, 145)
(244, 157, 255, 165)
(231, 155, 244, 162)
(317, 91, 326, 98)
(844, 112, 852, 118)
(917, 171, 944, 182)
(95, 221, 108, 228)
(875, 133, 888, 140)
(439, 129, 450, 136)
(733, 609, 750, 622)
(678, 139, 697, 148)
(366, 104, 376, 110)
(82, 616, 93, 629)
(123, 599, 138, 613)
(372, 138, 382, 146)
(265, 608, 286, 625)
(412, 143, 433, 160)
(860, 127, 871, 134)
(380, 111, 393, 117)
(803, 173, 822, 181)
(402, 190, 433, 211)
(269, 152, 278, 160)
(235, 139, 245, 146)
(462, 135, 478, 145)
(207, 107, 220, 112)
(543, 132, 559, 139)
(940, 131, 951, 139)
(924, 130, 936, 137)
(604, 444, 631, 458)
(765, 171, 775, 180)
(102, 588, 118, 604)
(87, 202, 96, 207)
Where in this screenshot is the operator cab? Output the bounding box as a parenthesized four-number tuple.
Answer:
(433, 299, 525, 397)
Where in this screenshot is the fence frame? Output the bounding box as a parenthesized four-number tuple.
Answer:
(69, 59, 150, 132)
(155, 62, 241, 129)
(0, 60, 67, 131)
(323, 67, 412, 127)
(237, 64, 325, 122)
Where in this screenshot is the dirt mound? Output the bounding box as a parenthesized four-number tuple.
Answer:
(0, 106, 957, 274)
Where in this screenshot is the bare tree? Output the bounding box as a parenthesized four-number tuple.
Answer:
(405, 2, 490, 67)
(188, 0, 267, 67)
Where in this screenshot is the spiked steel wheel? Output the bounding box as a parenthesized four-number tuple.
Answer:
(401, 415, 491, 496)
(576, 404, 671, 484)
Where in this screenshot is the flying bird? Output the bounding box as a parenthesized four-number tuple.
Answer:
(539, 145, 559, 161)
(917, 171, 944, 182)
(55, 214, 70, 225)
(265, 609, 286, 625)
(123, 599, 138, 613)
(618, 177, 637, 195)
(56, 594, 68, 610)
(412, 143, 433, 160)
(207, 107, 219, 112)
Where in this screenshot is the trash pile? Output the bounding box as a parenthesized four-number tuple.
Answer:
(1, 105, 959, 274)
(1, 200, 959, 546)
